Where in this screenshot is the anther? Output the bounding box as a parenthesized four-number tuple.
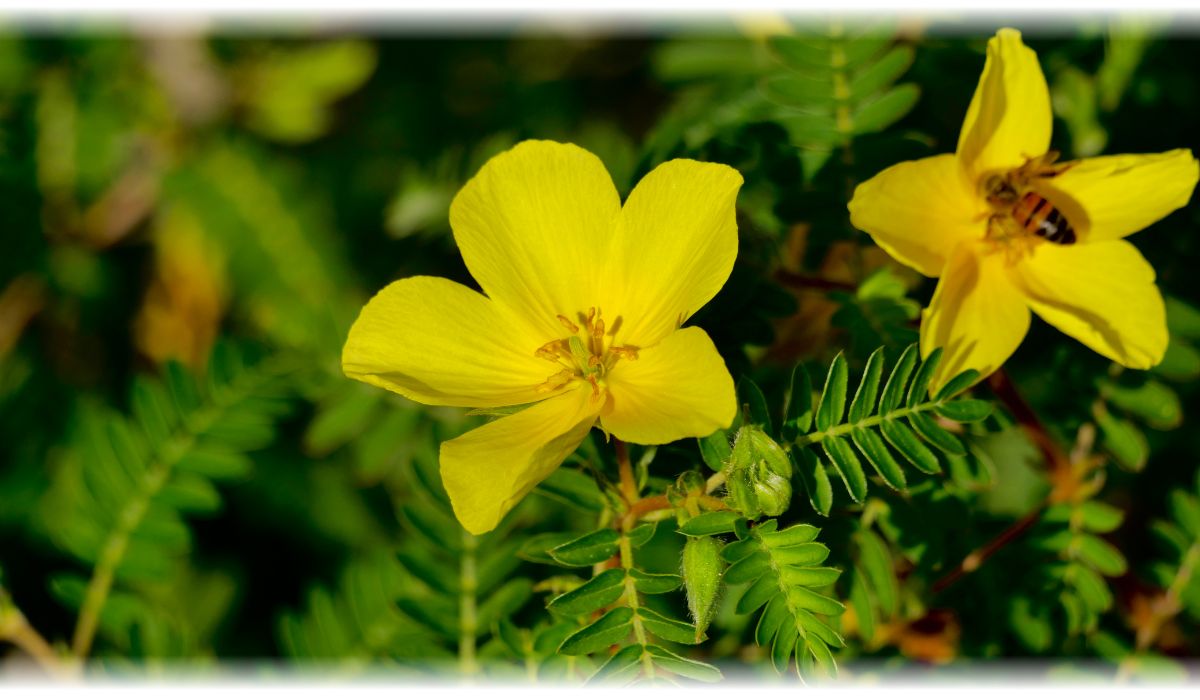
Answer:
(536, 369, 574, 393)
(557, 314, 579, 333)
(612, 346, 640, 361)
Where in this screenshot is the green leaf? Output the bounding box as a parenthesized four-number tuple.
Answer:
(1103, 379, 1183, 430)
(849, 45, 914, 99)
(784, 362, 815, 440)
(627, 522, 657, 548)
(725, 551, 771, 585)
(856, 530, 898, 616)
(175, 448, 252, 479)
(906, 347, 941, 408)
(644, 644, 723, 682)
(792, 446, 833, 516)
(779, 566, 841, 588)
(815, 353, 848, 432)
(848, 569, 876, 643)
(770, 36, 832, 71)
(852, 83, 920, 134)
(1096, 407, 1149, 471)
(762, 73, 834, 107)
(934, 399, 992, 422)
(698, 430, 732, 472)
(547, 569, 626, 616)
(518, 532, 578, 565)
(759, 523, 820, 548)
(880, 344, 918, 413)
(131, 376, 173, 448)
(771, 618, 798, 673)
(850, 427, 907, 491)
(630, 569, 683, 594)
(908, 411, 965, 456)
(738, 377, 772, 435)
(639, 608, 703, 645)
(788, 587, 845, 616)
(771, 542, 830, 567)
(935, 369, 981, 400)
(559, 607, 634, 655)
(1169, 491, 1200, 537)
(737, 573, 778, 615)
(678, 511, 743, 537)
(822, 435, 867, 502)
(1076, 534, 1128, 576)
(880, 419, 941, 474)
(589, 644, 644, 682)
(848, 348, 885, 423)
(549, 529, 620, 567)
(756, 595, 788, 647)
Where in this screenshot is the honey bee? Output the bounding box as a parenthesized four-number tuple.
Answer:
(984, 151, 1076, 245)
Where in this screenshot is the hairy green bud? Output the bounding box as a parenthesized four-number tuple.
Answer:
(752, 463, 792, 517)
(724, 426, 794, 517)
(682, 535, 724, 642)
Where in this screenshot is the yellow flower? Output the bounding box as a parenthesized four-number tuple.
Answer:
(343, 140, 742, 534)
(848, 28, 1199, 390)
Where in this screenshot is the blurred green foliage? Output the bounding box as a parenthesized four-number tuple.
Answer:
(1, 17, 1199, 683)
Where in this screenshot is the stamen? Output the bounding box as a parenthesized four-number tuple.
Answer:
(608, 316, 623, 337)
(536, 369, 574, 393)
(556, 314, 579, 334)
(611, 346, 640, 361)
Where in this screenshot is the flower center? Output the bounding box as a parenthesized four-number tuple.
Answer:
(533, 307, 640, 397)
(979, 151, 1077, 261)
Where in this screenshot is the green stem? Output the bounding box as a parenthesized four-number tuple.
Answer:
(789, 398, 955, 449)
(617, 533, 655, 680)
(459, 530, 479, 678)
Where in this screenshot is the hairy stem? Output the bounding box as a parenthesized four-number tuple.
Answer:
(617, 531, 655, 680)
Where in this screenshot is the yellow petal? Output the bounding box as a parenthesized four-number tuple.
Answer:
(1037, 150, 1199, 242)
(600, 327, 736, 445)
(921, 242, 1031, 391)
(848, 154, 986, 277)
(1012, 240, 1167, 368)
(957, 28, 1051, 180)
(449, 140, 621, 340)
(440, 386, 600, 535)
(342, 276, 550, 408)
(606, 160, 742, 348)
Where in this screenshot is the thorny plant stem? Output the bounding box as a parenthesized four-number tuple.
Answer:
(933, 369, 1077, 593)
(459, 530, 479, 678)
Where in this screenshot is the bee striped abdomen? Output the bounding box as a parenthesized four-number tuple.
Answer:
(1013, 191, 1076, 244)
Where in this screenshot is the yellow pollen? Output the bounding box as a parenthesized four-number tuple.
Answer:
(533, 307, 641, 393)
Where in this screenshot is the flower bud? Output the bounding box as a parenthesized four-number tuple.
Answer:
(752, 463, 792, 517)
(682, 535, 724, 642)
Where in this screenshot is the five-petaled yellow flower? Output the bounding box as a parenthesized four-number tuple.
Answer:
(849, 28, 1199, 390)
(343, 140, 742, 534)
